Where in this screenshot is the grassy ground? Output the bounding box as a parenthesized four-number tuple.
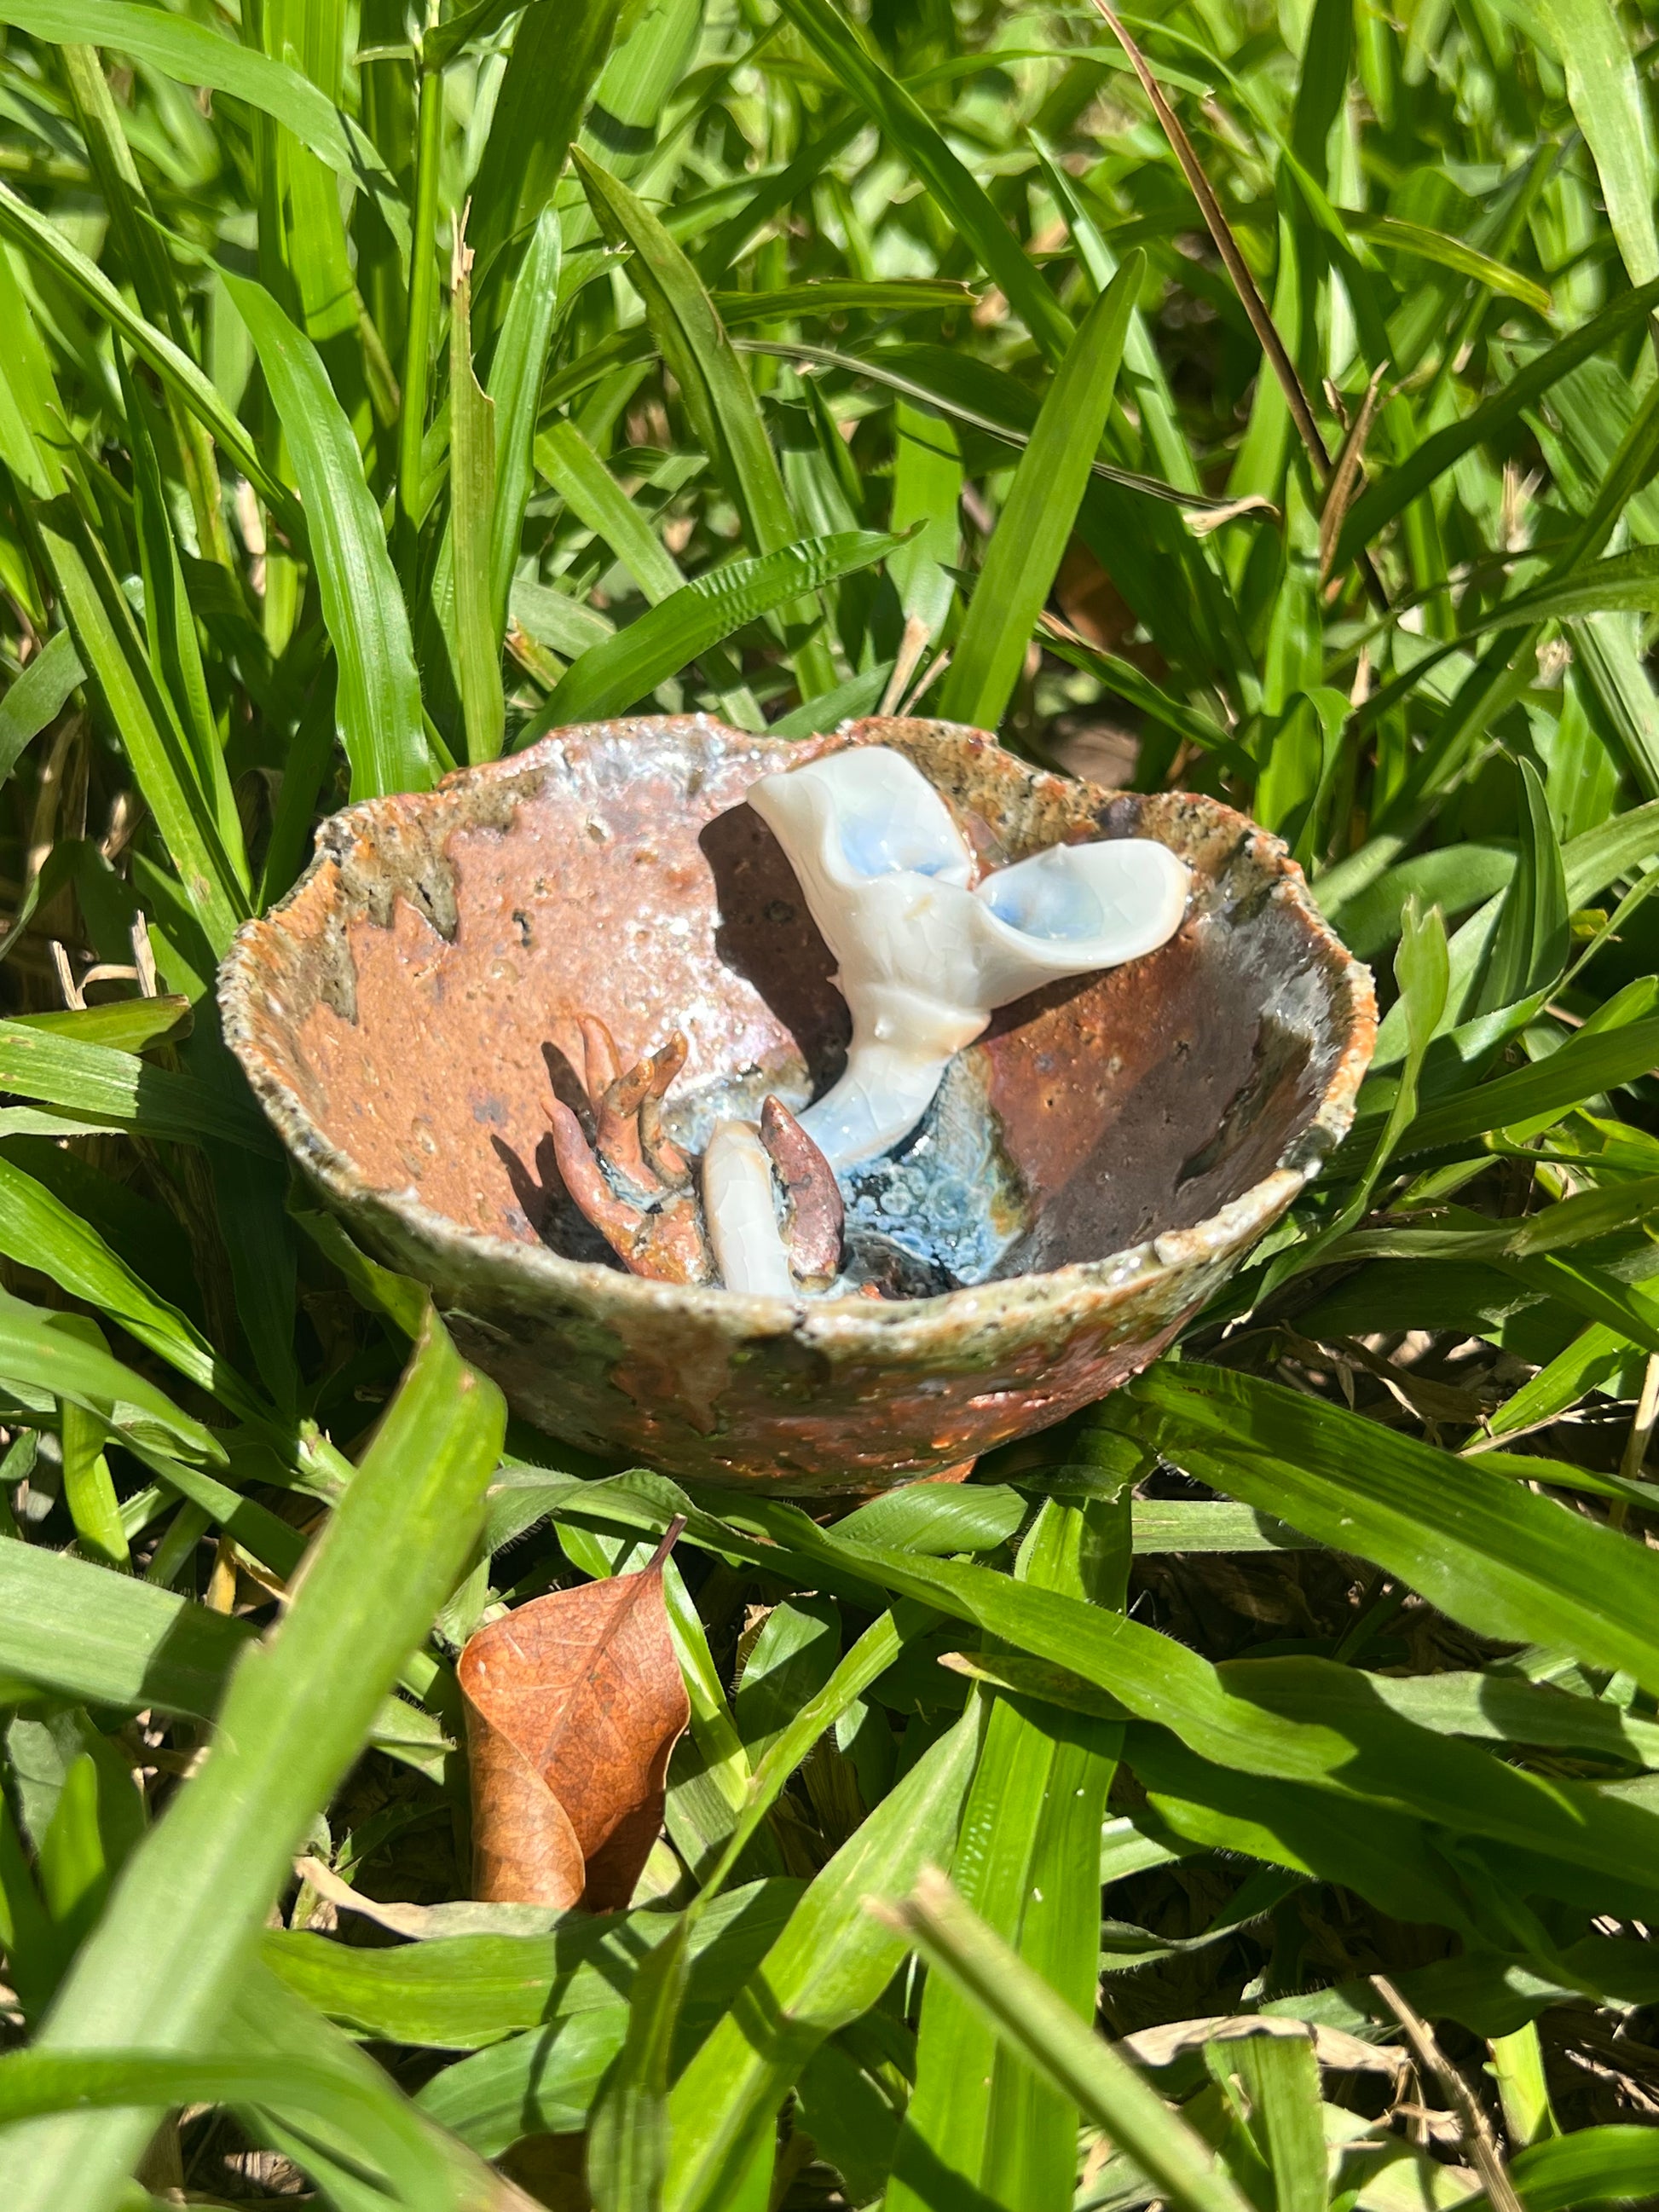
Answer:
(1, 0, 1658, 2204)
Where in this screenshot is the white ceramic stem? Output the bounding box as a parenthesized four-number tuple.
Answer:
(749, 748, 1191, 1170)
(702, 1120, 795, 1297)
(797, 985, 987, 1164)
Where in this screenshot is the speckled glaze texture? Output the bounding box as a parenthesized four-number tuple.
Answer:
(220, 718, 1376, 1493)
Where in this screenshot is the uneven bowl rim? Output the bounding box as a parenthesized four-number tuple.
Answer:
(221, 716, 1378, 1352)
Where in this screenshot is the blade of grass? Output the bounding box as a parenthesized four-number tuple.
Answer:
(777, 0, 1074, 365)
(939, 260, 1139, 731)
(222, 269, 430, 799)
(448, 233, 505, 764)
(0, 183, 292, 522)
(571, 147, 838, 700)
(0, 0, 410, 264)
(0, 1311, 503, 2212)
(1113, 1363, 1659, 1694)
(876, 1869, 1254, 2212)
(888, 1493, 1129, 2212)
(658, 1711, 977, 2212)
(535, 416, 763, 727)
(0, 630, 81, 790)
(32, 497, 247, 954)
(525, 529, 904, 732)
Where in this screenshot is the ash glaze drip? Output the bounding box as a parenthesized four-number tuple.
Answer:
(552, 746, 1194, 1299)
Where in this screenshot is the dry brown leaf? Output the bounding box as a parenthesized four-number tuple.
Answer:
(460, 1522, 691, 1910)
(1319, 361, 1390, 586)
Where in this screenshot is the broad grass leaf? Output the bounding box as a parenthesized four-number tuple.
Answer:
(221, 270, 430, 800)
(572, 157, 815, 546)
(1117, 1364, 1659, 1695)
(889, 1497, 1124, 2212)
(486, 208, 562, 638)
(1515, 0, 1659, 291)
(54, 1320, 129, 1572)
(586, 1601, 914, 2209)
(0, 1285, 224, 1466)
(0, 0, 411, 263)
(460, 1545, 691, 1909)
(0, 1539, 249, 1717)
(118, 354, 247, 892)
(573, 147, 838, 701)
(0, 184, 290, 519)
(1264, 896, 1447, 1293)
(1476, 757, 1566, 1015)
(1211, 2032, 1327, 2212)
(0, 1019, 275, 1152)
(1331, 841, 1515, 959)
(0, 1314, 502, 2212)
(1343, 208, 1552, 312)
(1332, 275, 1659, 570)
(0, 1537, 438, 1778)
(1575, 612, 1659, 796)
(1027, 128, 1200, 494)
(833, 1481, 1026, 1554)
(538, 419, 687, 603)
(735, 1596, 839, 1764)
(448, 241, 505, 764)
(662, 1710, 977, 2212)
(225, 1963, 538, 2212)
(695, 112, 864, 280)
(882, 1871, 1254, 2212)
(777, 0, 1075, 365)
(1116, 1729, 1488, 1934)
(888, 397, 962, 640)
(535, 415, 761, 727)
(1365, 796, 1659, 1067)
(31, 499, 247, 954)
(1506, 2124, 1659, 2212)
(1461, 544, 1659, 632)
(266, 1880, 799, 2053)
(0, 629, 80, 790)
(1402, 1014, 1659, 1151)
(527, 530, 903, 730)
(1483, 1322, 1630, 1439)
(0, 2048, 446, 2212)
(465, 0, 617, 296)
(767, 662, 893, 736)
(939, 257, 1141, 731)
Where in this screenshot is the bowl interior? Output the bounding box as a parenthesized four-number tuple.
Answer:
(234, 719, 1358, 1292)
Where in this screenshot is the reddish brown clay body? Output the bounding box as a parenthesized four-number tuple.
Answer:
(220, 718, 1374, 1494)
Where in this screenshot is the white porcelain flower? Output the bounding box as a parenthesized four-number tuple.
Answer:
(748, 746, 1191, 1168)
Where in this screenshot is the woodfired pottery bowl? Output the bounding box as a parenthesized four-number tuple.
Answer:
(220, 717, 1375, 1494)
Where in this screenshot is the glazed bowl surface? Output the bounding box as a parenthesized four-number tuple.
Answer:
(220, 716, 1375, 1493)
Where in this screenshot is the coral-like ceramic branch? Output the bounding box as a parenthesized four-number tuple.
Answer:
(546, 1019, 710, 1285)
(747, 747, 1192, 1167)
(548, 1019, 842, 1296)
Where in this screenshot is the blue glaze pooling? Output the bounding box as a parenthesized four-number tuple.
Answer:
(838, 807, 968, 883)
(835, 1057, 1026, 1291)
(977, 846, 1106, 941)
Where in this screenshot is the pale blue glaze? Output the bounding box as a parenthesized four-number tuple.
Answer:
(977, 847, 1106, 941)
(838, 808, 967, 881)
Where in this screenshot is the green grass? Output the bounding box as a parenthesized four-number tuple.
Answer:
(1, 0, 1659, 2203)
